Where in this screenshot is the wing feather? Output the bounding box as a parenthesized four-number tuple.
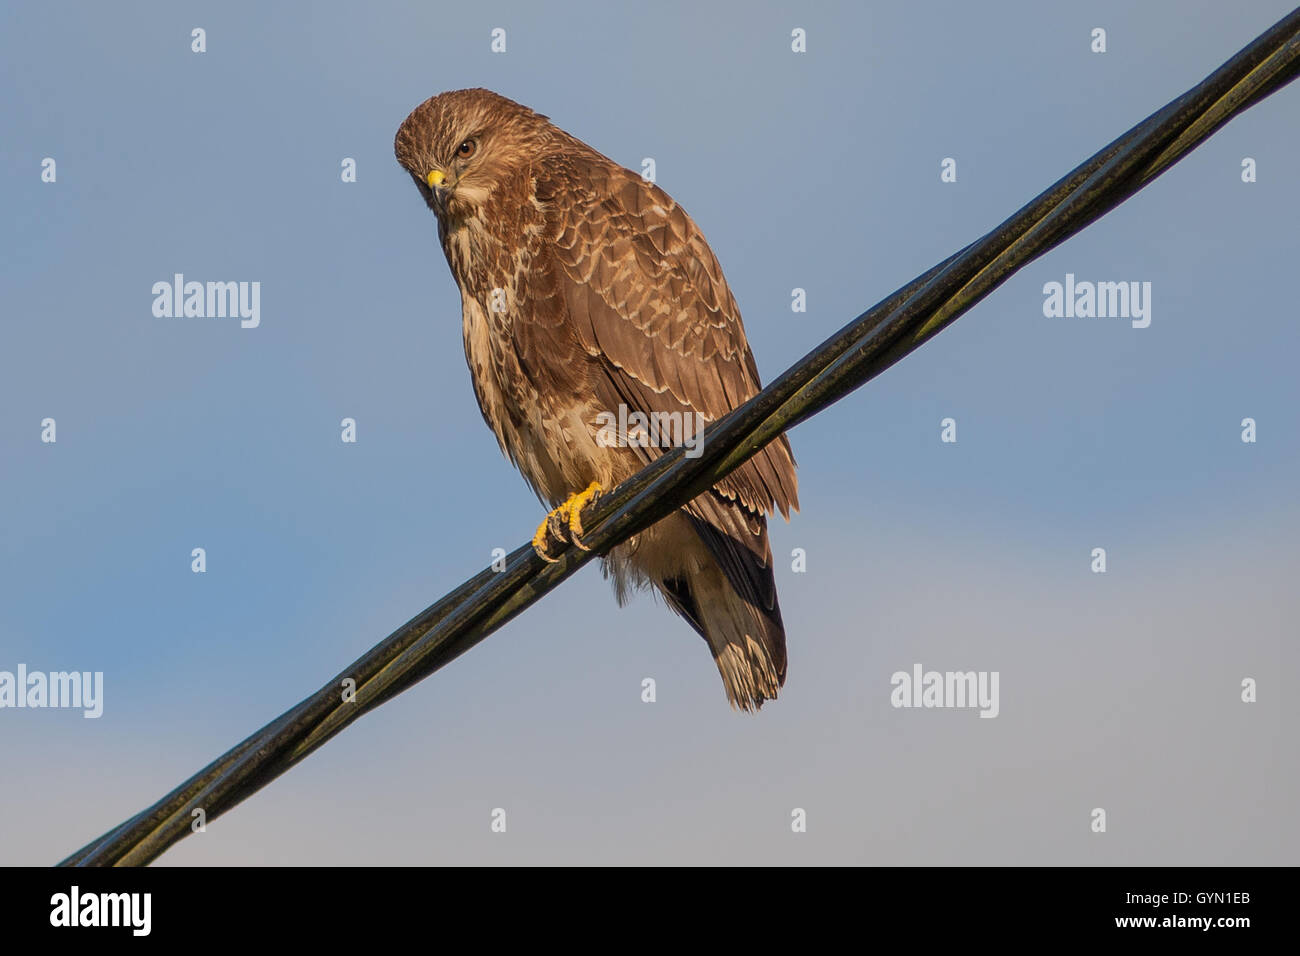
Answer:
(538, 148, 799, 521)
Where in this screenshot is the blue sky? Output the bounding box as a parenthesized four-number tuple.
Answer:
(1, 0, 1296, 864)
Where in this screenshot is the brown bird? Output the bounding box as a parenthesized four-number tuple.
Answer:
(394, 88, 798, 710)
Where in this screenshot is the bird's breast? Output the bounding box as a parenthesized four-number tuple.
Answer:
(460, 288, 580, 507)
(444, 210, 608, 508)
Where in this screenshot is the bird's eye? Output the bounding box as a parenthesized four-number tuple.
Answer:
(457, 139, 477, 158)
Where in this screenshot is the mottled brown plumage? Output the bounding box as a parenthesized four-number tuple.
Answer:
(394, 88, 798, 709)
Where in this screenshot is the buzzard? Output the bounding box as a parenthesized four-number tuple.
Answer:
(394, 89, 798, 710)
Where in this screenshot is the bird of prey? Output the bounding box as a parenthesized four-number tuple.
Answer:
(394, 89, 798, 710)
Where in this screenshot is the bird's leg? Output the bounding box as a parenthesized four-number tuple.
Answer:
(531, 481, 604, 562)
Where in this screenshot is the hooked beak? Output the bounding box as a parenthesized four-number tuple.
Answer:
(426, 168, 451, 211)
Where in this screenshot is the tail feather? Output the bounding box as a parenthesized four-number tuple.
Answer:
(660, 527, 787, 711)
(606, 502, 789, 711)
(690, 561, 786, 710)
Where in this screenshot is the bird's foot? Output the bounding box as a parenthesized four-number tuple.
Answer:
(531, 481, 604, 562)
(565, 481, 603, 548)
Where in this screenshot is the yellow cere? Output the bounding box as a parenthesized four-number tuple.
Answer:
(426, 169, 446, 187)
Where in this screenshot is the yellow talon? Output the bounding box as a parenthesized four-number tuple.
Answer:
(532, 516, 561, 563)
(567, 481, 603, 550)
(530, 481, 604, 561)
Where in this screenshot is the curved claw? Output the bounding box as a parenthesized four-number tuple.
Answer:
(531, 513, 564, 563)
(530, 481, 604, 561)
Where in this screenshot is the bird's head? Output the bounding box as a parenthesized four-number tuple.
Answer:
(394, 88, 552, 223)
